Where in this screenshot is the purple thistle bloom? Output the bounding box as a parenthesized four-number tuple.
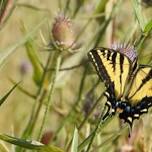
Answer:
(111, 43, 137, 62)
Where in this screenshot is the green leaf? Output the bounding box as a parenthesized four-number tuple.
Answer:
(9, 78, 36, 99)
(0, 17, 47, 70)
(132, 0, 146, 31)
(135, 19, 152, 50)
(93, 0, 108, 23)
(94, 0, 108, 14)
(0, 134, 64, 152)
(0, 82, 19, 106)
(20, 23, 43, 86)
(71, 127, 78, 152)
(143, 20, 152, 35)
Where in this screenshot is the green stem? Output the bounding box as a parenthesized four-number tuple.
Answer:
(64, 0, 71, 15)
(9, 78, 36, 99)
(90, 126, 127, 152)
(25, 53, 51, 135)
(65, 92, 103, 152)
(37, 55, 61, 140)
(85, 114, 103, 152)
(53, 65, 88, 140)
(78, 93, 104, 130)
(16, 52, 53, 152)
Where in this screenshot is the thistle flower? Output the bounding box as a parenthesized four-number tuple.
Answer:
(52, 13, 75, 49)
(111, 43, 137, 62)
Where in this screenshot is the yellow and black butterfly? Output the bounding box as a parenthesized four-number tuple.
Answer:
(88, 46, 152, 126)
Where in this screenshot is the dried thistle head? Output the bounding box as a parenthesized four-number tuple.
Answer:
(111, 43, 137, 62)
(52, 13, 75, 49)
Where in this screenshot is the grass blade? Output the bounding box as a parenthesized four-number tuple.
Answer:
(20, 23, 43, 86)
(0, 134, 64, 152)
(0, 17, 47, 70)
(0, 82, 20, 106)
(71, 127, 78, 152)
(132, 0, 146, 31)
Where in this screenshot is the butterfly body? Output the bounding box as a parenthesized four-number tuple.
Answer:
(88, 47, 152, 126)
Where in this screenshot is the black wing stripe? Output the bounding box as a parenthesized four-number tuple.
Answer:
(129, 69, 152, 98)
(132, 60, 138, 73)
(112, 52, 117, 72)
(120, 54, 124, 73)
(119, 54, 124, 95)
(107, 50, 111, 60)
(88, 50, 111, 85)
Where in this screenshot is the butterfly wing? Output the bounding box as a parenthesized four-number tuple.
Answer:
(128, 65, 152, 105)
(88, 48, 131, 99)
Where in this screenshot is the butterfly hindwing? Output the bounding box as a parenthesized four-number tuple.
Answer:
(128, 66, 152, 105)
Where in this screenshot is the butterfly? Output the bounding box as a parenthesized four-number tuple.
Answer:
(88, 46, 152, 127)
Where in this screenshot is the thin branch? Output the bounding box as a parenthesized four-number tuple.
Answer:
(47, 60, 89, 72)
(9, 78, 36, 99)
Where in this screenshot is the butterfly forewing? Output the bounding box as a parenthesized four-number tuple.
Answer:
(128, 66, 152, 105)
(88, 48, 131, 99)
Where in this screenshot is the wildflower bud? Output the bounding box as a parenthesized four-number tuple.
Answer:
(41, 131, 53, 145)
(52, 14, 75, 49)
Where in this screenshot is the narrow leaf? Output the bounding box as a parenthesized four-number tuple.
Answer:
(20, 23, 43, 86)
(0, 82, 20, 106)
(132, 0, 146, 31)
(0, 17, 47, 70)
(0, 134, 64, 152)
(9, 78, 36, 99)
(144, 19, 152, 35)
(71, 127, 78, 152)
